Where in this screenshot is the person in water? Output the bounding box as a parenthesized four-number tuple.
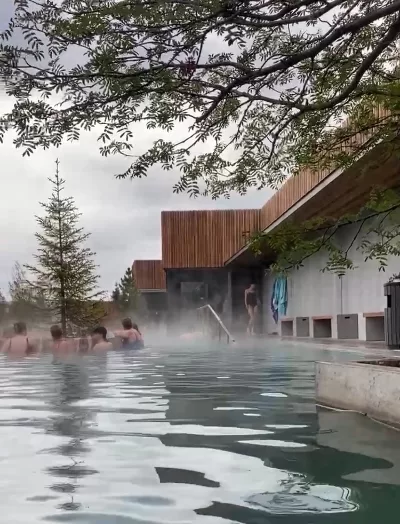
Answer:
(244, 283, 259, 335)
(115, 318, 144, 349)
(2, 322, 36, 355)
(91, 326, 113, 351)
(50, 324, 73, 353)
(132, 322, 145, 349)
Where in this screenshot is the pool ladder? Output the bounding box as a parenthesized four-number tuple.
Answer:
(197, 304, 235, 343)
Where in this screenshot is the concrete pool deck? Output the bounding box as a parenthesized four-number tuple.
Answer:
(279, 335, 388, 350)
(316, 359, 400, 426)
(256, 334, 400, 358)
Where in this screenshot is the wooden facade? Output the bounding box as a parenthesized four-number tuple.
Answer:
(132, 260, 166, 290)
(260, 144, 400, 233)
(260, 167, 331, 231)
(161, 210, 260, 268)
(158, 144, 399, 269)
(292, 144, 400, 223)
(149, 107, 399, 270)
(260, 104, 394, 231)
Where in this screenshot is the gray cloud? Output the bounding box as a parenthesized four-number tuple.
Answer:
(0, 1, 272, 296)
(0, 115, 271, 297)
(0, 0, 13, 19)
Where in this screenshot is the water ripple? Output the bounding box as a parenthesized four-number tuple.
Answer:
(1, 342, 397, 522)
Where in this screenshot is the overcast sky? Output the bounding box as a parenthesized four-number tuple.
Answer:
(0, 1, 272, 297)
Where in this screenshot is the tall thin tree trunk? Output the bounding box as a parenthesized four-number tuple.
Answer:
(60, 279, 66, 334)
(55, 160, 67, 335)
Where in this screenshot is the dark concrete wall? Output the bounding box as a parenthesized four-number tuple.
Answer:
(165, 266, 265, 334)
(165, 268, 229, 327)
(139, 291, 168, 325)
(141, 292, 168, 312)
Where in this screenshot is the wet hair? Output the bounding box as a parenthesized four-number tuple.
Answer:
(14, 321, 27, 335)
(132, 322, 141, 335)
(92, 326, 107, 340)
(50, 325, 63, 340)
(122, 317, 133, 330)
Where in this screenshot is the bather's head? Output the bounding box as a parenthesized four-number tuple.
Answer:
(50, 325, 63, 341)
(121, 317, 133, 330)
(92, 326, 107, 344)
(14, 321, 27, 335)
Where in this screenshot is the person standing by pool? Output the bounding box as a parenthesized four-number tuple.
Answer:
(245, 284, 259, 335)
(115, 318, 144, 349)
(91, 326, 113, 351)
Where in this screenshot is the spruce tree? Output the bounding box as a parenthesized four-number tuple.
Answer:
(113, 267, 139, 313)
(111, 283, 121, 303)
(26, 160, 103, 334)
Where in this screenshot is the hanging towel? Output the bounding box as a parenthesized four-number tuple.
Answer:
(270, 278, 279, 324)
(277, 276, 288, 317)
(270, 276, 288, 323)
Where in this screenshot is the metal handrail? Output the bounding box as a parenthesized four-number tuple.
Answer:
(197, 304, 235, 343)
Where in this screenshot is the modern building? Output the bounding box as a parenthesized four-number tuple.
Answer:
(133, 139, 400, 342)
(132, 259, 167, 319)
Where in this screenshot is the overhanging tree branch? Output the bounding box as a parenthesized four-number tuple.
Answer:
(1, 0, 400, 199)
(251, 188, 400, 275)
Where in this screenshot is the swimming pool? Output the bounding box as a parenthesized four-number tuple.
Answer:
(0, 340, 399, 522)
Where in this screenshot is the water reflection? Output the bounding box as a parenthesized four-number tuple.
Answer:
(317, 408, 400, 484)
(45, 357, 99, 512)
(0, 342, 398, 522)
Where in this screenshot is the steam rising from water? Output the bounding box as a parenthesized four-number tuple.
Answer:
(0, 336, 376, 521)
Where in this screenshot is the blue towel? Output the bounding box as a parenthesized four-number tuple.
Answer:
(271, 276, 288, 322)
(270, 279, 279, 324)
(277, 276, 288, 317)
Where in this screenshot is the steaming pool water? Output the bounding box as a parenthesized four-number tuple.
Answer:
(1, 340, 399, 523)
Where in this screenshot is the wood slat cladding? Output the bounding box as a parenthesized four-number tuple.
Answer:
(161, 209, 260, 268)
(260, 167, 330, 230)
(229, 143, 400, 265)
(264, 141, 400, 229)
(260, 105, 395, 231)
(132, 260, 166, 290)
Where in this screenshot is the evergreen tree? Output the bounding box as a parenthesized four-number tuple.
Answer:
(25, 160, 104, 334)
(113, 267, 139, 313)
(111, 283, 121, 303)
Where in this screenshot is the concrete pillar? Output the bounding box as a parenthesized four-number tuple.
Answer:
(358, 312, 366, 341)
